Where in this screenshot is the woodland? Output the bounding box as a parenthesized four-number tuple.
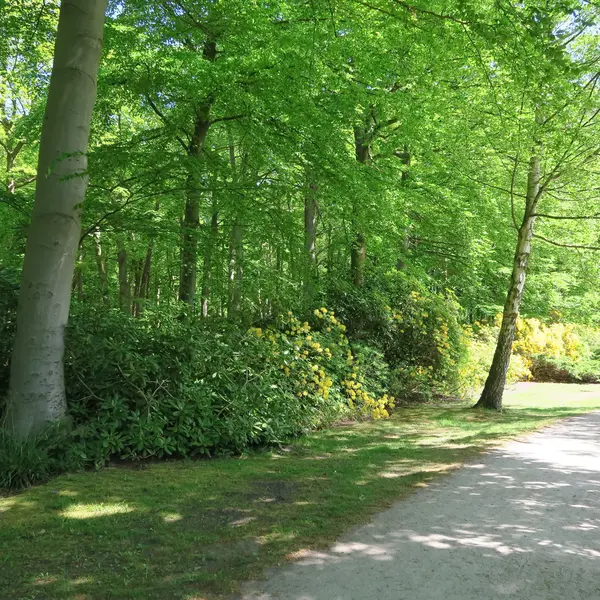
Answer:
(2, 0, 600, 489)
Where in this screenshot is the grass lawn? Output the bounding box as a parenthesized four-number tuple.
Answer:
(2, 382, 600, 600)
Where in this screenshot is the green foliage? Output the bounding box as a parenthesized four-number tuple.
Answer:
(66, 309, 330, 464)
(462, 317, 600, 396)
(0, 423, 80, 491)
(327, 271, 468, 400)
(0, 269, 18, 403)
(53, 305, 393, 470)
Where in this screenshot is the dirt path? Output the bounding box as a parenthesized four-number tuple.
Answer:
(243, 412, 600, 599)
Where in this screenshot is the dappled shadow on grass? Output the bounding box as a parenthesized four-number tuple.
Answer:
(1, 397, 599, 600)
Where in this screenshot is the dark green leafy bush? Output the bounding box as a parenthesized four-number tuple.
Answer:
(0, 423, 81, 490)
(530, 356, 600, 384)
(65, 308, 345, 465)
(327, 270, 467, 400)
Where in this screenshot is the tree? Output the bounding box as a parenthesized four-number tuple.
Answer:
(3, 0, 108, 437)
(475, 1, 600, 409)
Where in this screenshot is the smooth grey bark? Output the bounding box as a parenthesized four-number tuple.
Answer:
(4, 0, 107, 437)
(228, 222, 244, 315)
(93, 230, 109, 303)
(227, 132, 244, 316)
(476, 150, 542, 410)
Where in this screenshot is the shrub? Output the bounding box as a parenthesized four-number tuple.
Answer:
(61, 304, 395, 468)
(327, 271, 468, 401)
(461, 316, 600, 395)
(0, 423, 81, 491)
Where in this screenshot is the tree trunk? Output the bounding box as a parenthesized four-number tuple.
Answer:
(117, 240, 130, 314)
(351, 232, 367, 287)
(351, 122, 373, 287)
(4, 0, 107, 438)
(228, 221, 244, 315)
(399, 144, 411, 182)
(475, 151, 542, 410)
(178, 39, 216, 307)
(200, 195, 219, 317)
(304, 172, 318, 291)
(140, 245, 152, 300)
(93, 230, 109, 303)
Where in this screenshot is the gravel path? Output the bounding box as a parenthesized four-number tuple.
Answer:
(242, 411, 600, 600)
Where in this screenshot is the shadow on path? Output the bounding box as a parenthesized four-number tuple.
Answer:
(243, 413, 600, 600)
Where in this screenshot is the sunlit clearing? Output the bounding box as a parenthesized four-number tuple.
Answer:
(61, 502, 134, 519)
(72, 576, 94, 585)
(162, 512, 183, 523)
(0, 498, 35, 513)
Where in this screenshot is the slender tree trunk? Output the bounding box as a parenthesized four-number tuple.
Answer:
(226, 130, 244, 316)
(179, 39, 216, 307)
(132, 257, 143, 317)
(4, 0, 107, 437)
(200, 195, 219, 317)
(140, 245, 152, 299)
(93, 230, 109, 303)
(304, 172, 318, 292)
(399, 144, 411, 182)
(351, 233, 367, 287)
(351, 122, 373, 287)
(117, 240, 130, 314)
(475, 151, 542, 410)
(228, 221, 244, 315)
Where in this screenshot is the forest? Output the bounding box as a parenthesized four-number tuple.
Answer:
(2, 0, 600, 489)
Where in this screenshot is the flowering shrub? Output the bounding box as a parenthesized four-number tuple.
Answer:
(326, 272, 468, 401)
(461, 315, 600, 395)
(50, 304, 397, 468)
(460, 322, 532, 398)
(250, 308, 395, 420)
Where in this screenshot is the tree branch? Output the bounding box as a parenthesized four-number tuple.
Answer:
(533, 233, 600, 251)
(533, 212, 600, 220)
(145, 95, 188, 152)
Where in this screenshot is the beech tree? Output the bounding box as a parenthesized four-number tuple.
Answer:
(3, 0, 108, 436)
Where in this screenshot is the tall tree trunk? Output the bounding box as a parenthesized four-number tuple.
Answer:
(132, 257, 143, 317)
(93, 230, 109, 303)
(117, 240, 130, 314)
(4, 0, 107, 437)
(140, 245, 152, 300)
(304, 172, 318, 292)
(226, 130, 244, 316)
(200, 195, 219, 317)
(178, 39, 216, 307)
(475, 150, 542, 410)
(351, 122, 373, 287)
(350, 233, 367, 287)
(228, 222, 244, 316)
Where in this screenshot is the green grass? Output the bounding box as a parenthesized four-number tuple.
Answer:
(2, 383, 599, 600)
